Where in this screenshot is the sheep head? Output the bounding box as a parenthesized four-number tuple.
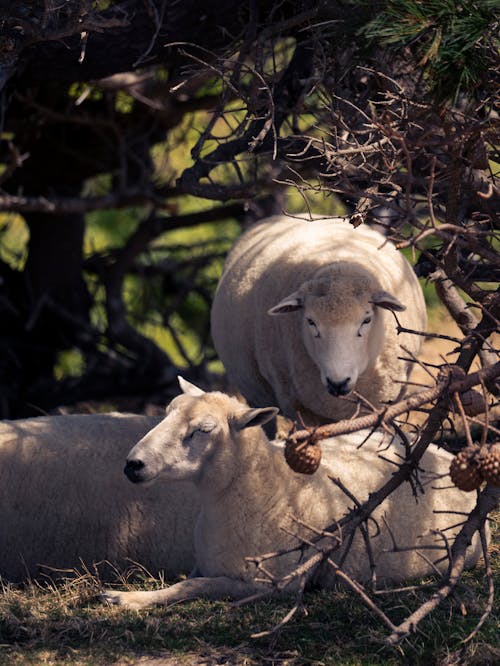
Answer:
(124, 378, 278, 485)
(268, 267, 405, 397)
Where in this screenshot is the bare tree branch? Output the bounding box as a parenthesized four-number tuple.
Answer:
(386, 486, 500, 645)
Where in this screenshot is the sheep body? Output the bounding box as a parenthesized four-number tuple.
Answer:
(0, 414, 199, 581)
(211, 215, 427, 422)
(104, 382, 483, 609)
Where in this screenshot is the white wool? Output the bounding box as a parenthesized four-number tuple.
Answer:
(103, 384, 484, 609)
(0, 413, 199, 581)
(211, 215, 427, 423)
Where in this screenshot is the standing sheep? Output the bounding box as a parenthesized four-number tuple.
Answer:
(0, 413, 199, 581)
(103, 380, 483, 609)
(211, 215, 427, 423)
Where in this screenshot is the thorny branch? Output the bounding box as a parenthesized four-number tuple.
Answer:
(387, 486, 500, 644)
(245, 365, 499, 643)
(288, 361, 500, 448)
(246, 283, 498, 643)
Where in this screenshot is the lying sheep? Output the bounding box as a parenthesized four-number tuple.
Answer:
(0, 413, 199, 581)
(211, 215, 427, 423)
(103, 380, 483, 609)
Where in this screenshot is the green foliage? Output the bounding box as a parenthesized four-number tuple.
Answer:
(191, 76, 224, 99)
(0, 214, 28, 270)
(68, 83, 103, 103)
(84, 208, 141, 253)
(125, 218, 240, 368)
(359, 1, 499, 100)
(54, 349, 85, 380)
(92, 1, 113, 10)
(284, 183, 348, 218)
(114, 91, 134, 114)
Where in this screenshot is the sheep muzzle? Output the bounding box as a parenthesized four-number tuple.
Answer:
(326, 377, 351, 397)
(124, 458, 146, 483)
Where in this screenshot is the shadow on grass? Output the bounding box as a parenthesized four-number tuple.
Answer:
(1, 560, 499, 666)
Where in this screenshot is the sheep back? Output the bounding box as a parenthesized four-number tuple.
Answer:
(310, 432, 484, 583)
(0, 414, 199, 581)
(211, 215, 427, 421)
(195, 427, 483, 586)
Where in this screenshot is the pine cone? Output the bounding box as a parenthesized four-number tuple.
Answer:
(285, 437, 322, 475)
(478, 444, 500, 487)
(449, 445, 483, 491)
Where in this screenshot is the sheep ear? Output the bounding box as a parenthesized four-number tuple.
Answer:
(371, 290, 406, 312)
(178, 376, 205, 396)
(268, 291, 303, 315)
(233, 407, 279, 431)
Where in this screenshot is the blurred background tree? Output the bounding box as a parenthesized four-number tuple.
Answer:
(0, 0, 498, 417)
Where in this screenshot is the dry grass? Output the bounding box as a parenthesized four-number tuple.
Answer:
(0, 511, 498, 666)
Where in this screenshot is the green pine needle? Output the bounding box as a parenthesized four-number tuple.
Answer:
(358, 0, 499, 100)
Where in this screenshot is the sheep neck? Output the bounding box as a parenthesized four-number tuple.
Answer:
(193, 427, 303, 579)
(198, 426, 289, 525)
(193, 425, 342, 581)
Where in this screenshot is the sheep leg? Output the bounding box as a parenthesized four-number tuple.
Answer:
(101, 576, 262, 610)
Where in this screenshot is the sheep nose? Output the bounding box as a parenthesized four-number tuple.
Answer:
(326, 377, 351, 397)
(124, 459, 145, 483)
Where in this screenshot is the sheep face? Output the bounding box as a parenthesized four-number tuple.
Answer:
(268, 276, 405, 397)
(124, 378, 278, 485)
(124, 394, 224, 485)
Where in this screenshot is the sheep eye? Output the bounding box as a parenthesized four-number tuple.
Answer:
(198, 424, 215, 433)
(192, 421, 216, 436)
(357, 316, 372, 337)
(186, 428, 201, 441)
(306, 317, 320, 338)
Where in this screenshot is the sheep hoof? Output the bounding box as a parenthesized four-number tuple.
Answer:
(100, 590, 147, 609)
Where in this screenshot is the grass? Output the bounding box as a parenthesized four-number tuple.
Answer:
(1, 513, 498, 665)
